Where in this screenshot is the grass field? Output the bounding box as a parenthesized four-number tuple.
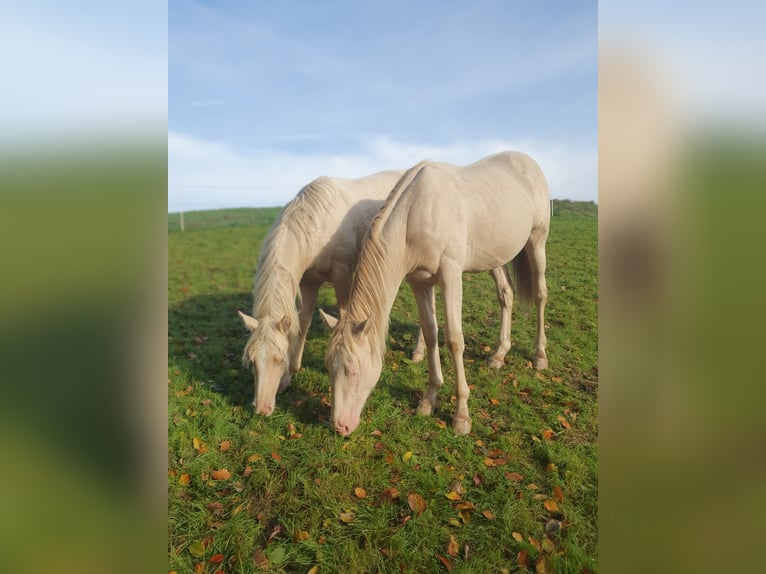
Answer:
(168, 200, 598, 574)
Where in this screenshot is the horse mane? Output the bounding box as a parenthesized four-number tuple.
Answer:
(248, 177, 338, 357)
(339, 161, 430, 358)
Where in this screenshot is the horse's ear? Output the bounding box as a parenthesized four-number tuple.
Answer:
(238, 310, 259, 331)
(352, 317, 370, 337)
(319, 309, 339, 330)
(276, 315, 291, 333)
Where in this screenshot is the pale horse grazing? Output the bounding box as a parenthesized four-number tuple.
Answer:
(238, 170, 517, 415)
(322, 151, 550, 435)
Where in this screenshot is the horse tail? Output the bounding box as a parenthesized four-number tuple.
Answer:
(511, 248, 533, 308)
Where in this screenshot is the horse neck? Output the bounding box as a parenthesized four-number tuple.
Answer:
(348, 223, 409, 357)
(252, 226, 304, 323)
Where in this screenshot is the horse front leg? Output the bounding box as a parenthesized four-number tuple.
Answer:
(283, 279, 319, 391)
(408, 279, 443, 415)
(440, 263, 472, 435)
(331, 263, 352, 319)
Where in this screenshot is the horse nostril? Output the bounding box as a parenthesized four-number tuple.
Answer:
(255, 404, 274, 416)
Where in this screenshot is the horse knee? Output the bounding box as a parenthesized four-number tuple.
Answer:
(447, 337, 464, 355)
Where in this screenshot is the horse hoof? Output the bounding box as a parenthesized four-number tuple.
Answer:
(452, 417, 472, 435)
(533, 357, 548, 370)
(487, 356, 504, 369)
(411, 351, 425, 363)
(417, 399, 434, 416)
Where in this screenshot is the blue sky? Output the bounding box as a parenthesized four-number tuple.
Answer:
(169, 0, 598, 211)
(0, 1, 166, 145)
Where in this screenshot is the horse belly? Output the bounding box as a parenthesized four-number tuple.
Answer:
(464, 214, 533, 272)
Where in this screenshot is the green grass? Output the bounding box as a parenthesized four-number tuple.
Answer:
(168, 200, 597, 573)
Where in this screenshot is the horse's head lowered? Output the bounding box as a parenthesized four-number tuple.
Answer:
(321, 310, 382, 436)
(239, 311, 292, 416)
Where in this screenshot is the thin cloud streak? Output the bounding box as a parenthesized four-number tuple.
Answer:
(168, 131, 596, 212)
(189, 100, 226, 108)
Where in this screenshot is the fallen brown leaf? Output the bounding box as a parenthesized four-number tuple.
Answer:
(544, 499, 560, 513)
(407, 492, 427, 515)
(209, 553, 224, 564)
(220, 440, 231, 452)
(481, 509, 495, 520)
(436, 554, 454, 571)
(445, 491, 462, 501)
(512, 531, 523, 542)
(252, 549, 269, 569)
(380, 487, 400, 503)
(447, 534, 459, 557)
(505, 472, 524, 481)
(178, 473, 191, 485)
(354, 487, 367, 499)
(553, 486, 564, 503)
(211, 469, 231, 480)
(517, 549, 530, 568)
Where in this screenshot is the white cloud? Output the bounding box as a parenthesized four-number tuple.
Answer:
(168, 132, 596, 212)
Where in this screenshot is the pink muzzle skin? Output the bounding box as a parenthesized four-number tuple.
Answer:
(254, 401, 274, 416)
(332, 412, 360, 436)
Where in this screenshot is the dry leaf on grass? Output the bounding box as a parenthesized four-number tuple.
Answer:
(436, 554, 453, 571)
(447, 534, 459, 557)
(407, 492, 427, 515)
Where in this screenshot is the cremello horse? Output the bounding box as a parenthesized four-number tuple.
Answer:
(322, 151, 550, 435)
(239, 170, 516, 415)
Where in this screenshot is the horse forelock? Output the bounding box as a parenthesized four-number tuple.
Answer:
(242, 318, 295, 369)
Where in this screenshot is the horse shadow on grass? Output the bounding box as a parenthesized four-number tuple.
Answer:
(169, 292, 431, 425)
(169, 291, 516, 428)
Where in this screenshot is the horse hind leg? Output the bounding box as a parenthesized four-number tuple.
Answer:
(487, 266, 513, 369)
(525, 233, 549, 370)
(411, 285, 436, 362)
